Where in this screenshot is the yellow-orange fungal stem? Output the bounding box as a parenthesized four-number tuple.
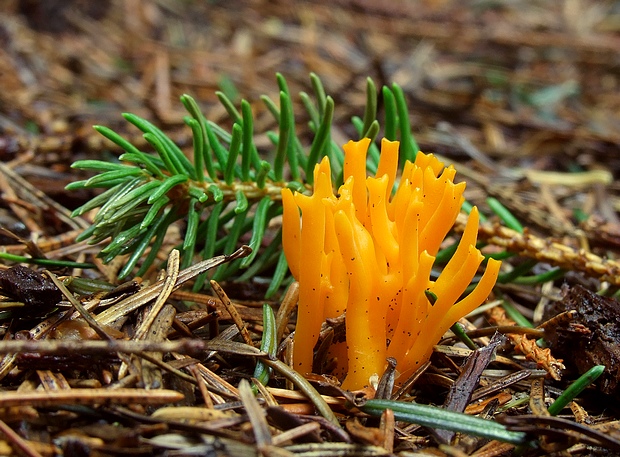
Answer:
(343, 138, 370, 223)
(414, 151, 444, 177)
(315, 157, 333, 197)
(439, 166, 457, 183)
(390, 179, 414, 235)
(387, 251, 434, 363)
(419, 184, 460, 255)
(443, 258, 502, 327)
(399, 200, 423, 285)
(377, 272, 402, 329)
(322, 207, 348, 318)
(334, 209, 386, 390)
(282, 139, 501, 391)
(281, 188, 301, 280)
(386, 162, 411, 221)
(430, 246, 484, 316)
(293, 192, 326, 375)
(439, 206, 481, 281)
(366, 175, 399, 268)
(400, 257, 501, 378)
(375, 138, 399, 198)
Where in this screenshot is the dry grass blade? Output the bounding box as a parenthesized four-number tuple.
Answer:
(203, 325, 240, 360)
(95, 245, 251, 325)
(438, 335, 504, 443)
(445, 336, 503, 413)
(136, 304, 177, 388)
(471, 369, 531, 402)
(529, 378, 550, 417)
(211, 279, 253, 346)
(201, 340, 268, 357)
(239, 379, 273, 448)
(43, 269, 112, 340)
(150, 406, 239, 422)
(271, 422, 322, 446)
(134, 249, 179, 340)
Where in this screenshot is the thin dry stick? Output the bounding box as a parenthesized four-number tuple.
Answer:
(380, 408, 395, 453)
(210, 279, 253, 346)
(271, 422, 322, 446)
(0, 389, 184, 408)
(0, 418, 43, 457)
(252, 377, 278, 407)
(188, 363, 214, 409)
(0, 338, 211, 356)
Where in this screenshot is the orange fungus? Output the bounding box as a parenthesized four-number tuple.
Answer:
(282, 138, 501, 390)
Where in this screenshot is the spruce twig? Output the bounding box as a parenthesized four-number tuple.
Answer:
(68, 74, 419, 292)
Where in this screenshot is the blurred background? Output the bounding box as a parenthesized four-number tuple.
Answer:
(1, 0, 620, 231)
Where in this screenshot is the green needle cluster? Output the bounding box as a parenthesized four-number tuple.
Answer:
(67, 73, 418, 295)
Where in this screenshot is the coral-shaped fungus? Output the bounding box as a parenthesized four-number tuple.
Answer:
(282, 138, 502, 390)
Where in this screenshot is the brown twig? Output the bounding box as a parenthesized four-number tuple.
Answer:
(0, 389, 184, 408)
(457, 213, 620, 285)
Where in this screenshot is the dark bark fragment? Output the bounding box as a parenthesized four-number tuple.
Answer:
(544, 285, 619, 396)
